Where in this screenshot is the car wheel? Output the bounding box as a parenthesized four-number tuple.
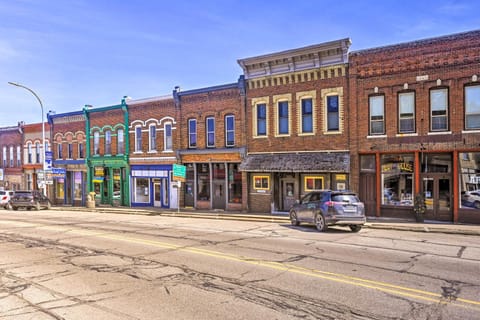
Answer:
(474, 201, 480, 209)
(6, 203, 12, 210)
(314, 212, 327, 232)
(12, 206, 18, 211)
(35, 202, 41, 211)
(350, 225, 362, 232)
(290, 211, 300, 226)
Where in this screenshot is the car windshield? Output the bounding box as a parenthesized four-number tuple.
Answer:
(331, 194, 359, 203)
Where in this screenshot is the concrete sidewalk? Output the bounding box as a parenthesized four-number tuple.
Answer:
(51, 206, 480, 236)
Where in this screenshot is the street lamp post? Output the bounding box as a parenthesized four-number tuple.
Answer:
(8, 82, 47, 195)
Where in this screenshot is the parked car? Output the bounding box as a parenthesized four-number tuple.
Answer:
(0, 190, 15, 210)
(461, 190, 480, 209)
(289, 190, 366, 232)
(9, 190, 51, 211)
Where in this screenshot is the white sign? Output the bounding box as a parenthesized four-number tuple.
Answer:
(0, 168, 3, 181)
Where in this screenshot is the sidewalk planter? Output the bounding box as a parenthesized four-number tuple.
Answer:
(413, 193, 426, 223)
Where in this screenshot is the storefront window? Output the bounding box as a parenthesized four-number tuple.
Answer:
(74, 172, 82, 200)
(197, 164, 210, 201)
(228, 164, 242, 203)
(459, 152, 480, 210)
(56, 178, 65, 199)
(381, 154, 414, 206)
(135, 178, 149, 203)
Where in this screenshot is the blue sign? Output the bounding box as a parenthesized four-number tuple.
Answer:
(52, 167, 66, 179)
(45, 151, 53, 170)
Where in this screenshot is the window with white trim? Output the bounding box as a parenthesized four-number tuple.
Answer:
(35, 142, 40, 163)
(117, 129, 124, 154)
(78, 142, 84, 159)
(135, 126, 142, 152)
(398, 91, 415, 133)
(369, 95, 385, 135)
(2, 146, 6, 167)
(465, 85, 480, 130)
(68, 143, 73, 159)
(93, 131, 100, 155)
(27, 143, 32, 163)
(225, 115, 235, 147)
(16, 146, 21, 166)
(430, 88, 448, 131)
(164, 123, 172, 151)
(9, 146, 13, 167)
(57, 143, 63, 159)
(105, 130, 112, 155)
(149, 125, 157, 151)
(206, 117, 215, 147)
(188, 119, 197, 148)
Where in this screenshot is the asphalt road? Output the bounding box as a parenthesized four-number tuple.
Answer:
(0, 209, 479, 320)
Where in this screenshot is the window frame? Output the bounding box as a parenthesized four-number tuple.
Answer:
(301, 98, 313, 134)
(206, 116, 215, 148)
(35, 142, 41, 163)
(67, 143, 73, 159)
(304, 176, 324, 192)
(16, 145, 21, 166)
(93, 131, 100, 155)
(277, 100, 289, 135)
(398, 91, 416, 133)
(78, 142, 84, 159)
(465, 84, 480, 130)
(105, 130, 112, 155)
(188, 119, 197, 148)
(9, 146, 13, 167)
(149, 125, 157, 152)
(256, 103, 267, 136)
(135, 126, 142, 153)
(326, 95, 340, 131)
(253, 175, 270, 190)
(57, 143, 63, 159)
(117, 129, 124, 155)
(225, 115, 235, 147)
(164, 123, 173, 151)
(430, 87, 449, 132)
(369, 94, 385, 135)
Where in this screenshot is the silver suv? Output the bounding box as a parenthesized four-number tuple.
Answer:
(289, 190, 366, 232)
(9, 190, 51, 211)
(0, 190, 15, 210)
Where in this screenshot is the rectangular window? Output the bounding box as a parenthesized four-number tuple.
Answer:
(57, 143, 63, 159)
(369, 95, 385, 135)
(278, 101, 289, 134)
(2, 147, 6, 167)
(68, 143, 73, 159)
(93, 132, 100, 155)
(28, 143, 32, 163)
(188, 119, 197, 148)
(35, 142, 40, 163)
(253, 175, 269, 190)
(381, 154, 414, 206)
(16, 146, 21, 166)
(228, 163, 242, 203)
(256, 103, 267, 136)
(465, 85, 480, 130)
(135, 127, 142, 152)
(165, 124, 172, 151)
(430, 88, 448, 131)
(78, 143, 84, 159)
(134, 178, 149, 203)
(117, 129, 124, 154)
(399, 92, 415, 133)
(327, 95, 339, 131)
(206, 117, 215, 147)
(105, 130, 112, 155)
(305, 176, 324, 191)
(301, 98, 313, 133)
(225, 115, 235, 147)
(197, 163, 210, 201)
(149, 125, 157, 151)
(9, 146, 13, 167)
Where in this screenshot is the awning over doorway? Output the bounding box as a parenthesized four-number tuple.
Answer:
(239, 152, 350, 173)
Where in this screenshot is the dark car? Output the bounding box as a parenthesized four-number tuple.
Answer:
(289, 190, 366, 232)
(9, 190, 52, 211)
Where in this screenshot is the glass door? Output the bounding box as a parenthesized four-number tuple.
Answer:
(422, 175, 451, 221)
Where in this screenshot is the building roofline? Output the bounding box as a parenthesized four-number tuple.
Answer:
(177, 82, 239, 96)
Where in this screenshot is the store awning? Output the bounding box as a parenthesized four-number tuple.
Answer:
(239, 152, 350, 173)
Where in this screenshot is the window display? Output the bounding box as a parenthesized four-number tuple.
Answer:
(459, 152, 480, 210)
(381, 154, 414, 206)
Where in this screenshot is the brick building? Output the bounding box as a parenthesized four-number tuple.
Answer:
(22, 122, 51, 195)
(175, 80, 248, 211)
(349, 30, 480, 223)
(48, 111, 87, 206)
(238, 38, 352, 213)
(84, 99, 130, 206)
(127, 94, 179, 208)
(0, 123, 24, 191)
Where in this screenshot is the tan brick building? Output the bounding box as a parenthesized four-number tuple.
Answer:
(349, 30, 480, 223)
(238, 39, 352, 213)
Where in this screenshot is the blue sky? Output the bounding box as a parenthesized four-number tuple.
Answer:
(1, 0, 479, 126)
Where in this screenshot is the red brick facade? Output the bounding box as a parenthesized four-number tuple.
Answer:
(0, 123, 24, 191)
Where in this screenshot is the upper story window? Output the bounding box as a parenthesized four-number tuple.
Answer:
(67, 143, 73, 159)
(57, 143, 63, 159)
(105, 130, 112, 155)
(206, 117, 215, 148)
(277, 101, 289, 135)
(326, 95, 339, 131)
(256, 103, 267, 136)
(117, 129, 124, 155)
(430, 88, 449, 131)
(9, 146, 13, 167)
(301, 98, 313, 133)
(164, 123, 172, 151)
(225, 115, 235, 147)
(16, 146, 21, 166)
(465, 84, 480, 130)
(78, 142, 84, 159)
(27, 143, 32, 163)
(398, 91, 415, 133)
(2, 146, 6, 167)
(149, 125, 157, 152)
(369, 95, 385, 135)
(188, 119, 197, 148)
(93, 131, 100, 155)
(35, 142, 40, 163)
(135, 126, 142, 152)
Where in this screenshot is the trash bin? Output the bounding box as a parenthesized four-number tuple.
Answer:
(86, 192, 96, 208)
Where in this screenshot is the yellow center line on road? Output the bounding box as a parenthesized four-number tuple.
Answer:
(1, 219, 479, 311)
